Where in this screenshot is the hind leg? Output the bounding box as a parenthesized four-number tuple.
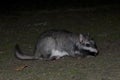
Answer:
(35, 37, 57, 60)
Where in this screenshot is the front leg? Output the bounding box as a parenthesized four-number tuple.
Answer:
(50, 49, 69, 60)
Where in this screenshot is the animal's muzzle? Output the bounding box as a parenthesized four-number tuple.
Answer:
(95, 50, 99, 56)
(91, 49, 99, 57)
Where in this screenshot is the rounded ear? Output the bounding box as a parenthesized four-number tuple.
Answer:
(79, 34, 84, 42)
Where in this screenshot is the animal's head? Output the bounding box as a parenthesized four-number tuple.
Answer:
(76, 34, 99, 57)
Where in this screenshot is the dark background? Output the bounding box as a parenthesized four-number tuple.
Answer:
(0, 0, 119, 11)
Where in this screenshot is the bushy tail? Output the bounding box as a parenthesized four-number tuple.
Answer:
(15, 44, 35, 60)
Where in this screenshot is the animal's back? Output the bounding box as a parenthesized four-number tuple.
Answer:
(35, 29, 79, 59)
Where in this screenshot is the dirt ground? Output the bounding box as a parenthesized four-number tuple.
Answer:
(0, 5, 120, 80)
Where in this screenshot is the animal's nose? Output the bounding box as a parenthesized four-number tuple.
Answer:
(95, 50, 99, 56)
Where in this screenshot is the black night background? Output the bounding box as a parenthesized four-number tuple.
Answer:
(0, 0, 120, 12)
(0, 0, 120, 80)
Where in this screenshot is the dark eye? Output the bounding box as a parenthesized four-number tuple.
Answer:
(86, 44, 90, 47)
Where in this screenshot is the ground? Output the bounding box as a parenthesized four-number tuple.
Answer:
(0, 5, 120, 80)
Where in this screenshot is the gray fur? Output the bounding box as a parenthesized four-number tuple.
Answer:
(15, 29, 98, 60)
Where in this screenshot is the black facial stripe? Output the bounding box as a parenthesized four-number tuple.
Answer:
(80, 49, 97, 56)
(86, 44, 90, 47)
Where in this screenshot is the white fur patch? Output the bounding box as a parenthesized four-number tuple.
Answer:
(51, 49, 69, 59)
(82, 46, 98, 53)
